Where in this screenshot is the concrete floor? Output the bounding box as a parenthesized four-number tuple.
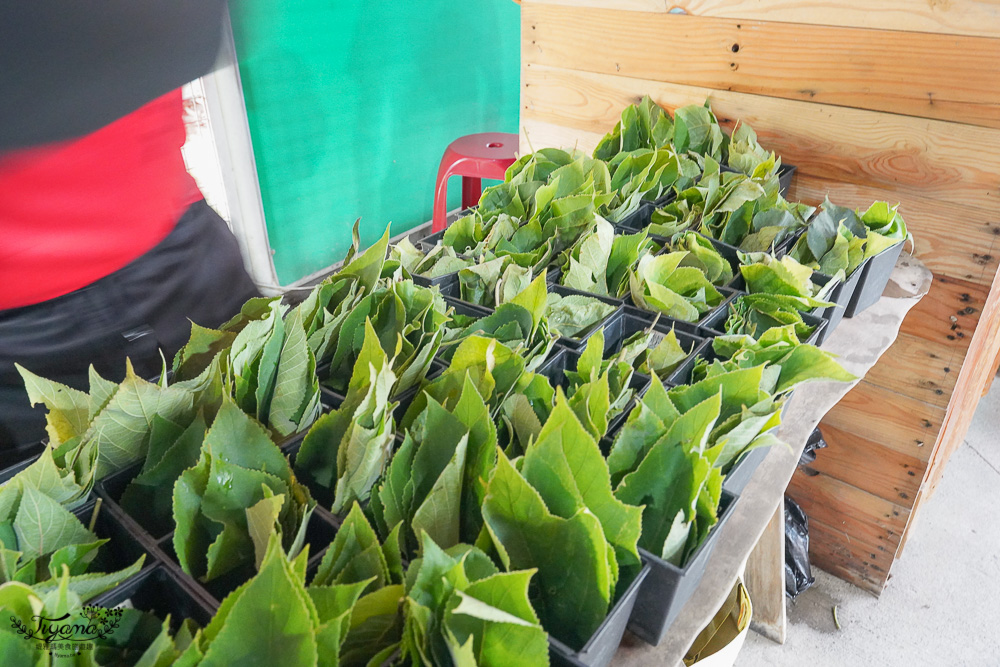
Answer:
(739, 381, 1000, 667)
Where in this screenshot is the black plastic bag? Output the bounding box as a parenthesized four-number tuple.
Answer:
(784, 495, 815, 599)
(798, 427, 827, 467)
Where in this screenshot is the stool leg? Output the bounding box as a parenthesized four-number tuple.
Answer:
(461, 176, 482, 210)
(432, 160, 454, 233)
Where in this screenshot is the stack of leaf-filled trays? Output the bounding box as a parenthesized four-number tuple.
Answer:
(93, 459, 340, 612)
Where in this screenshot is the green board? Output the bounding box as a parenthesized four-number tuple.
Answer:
(229, 1, 521, 284)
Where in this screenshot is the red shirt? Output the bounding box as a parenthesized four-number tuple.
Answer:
(0, 89, 201, 309)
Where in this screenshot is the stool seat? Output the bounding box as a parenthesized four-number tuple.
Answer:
(432, 132, 518, 232)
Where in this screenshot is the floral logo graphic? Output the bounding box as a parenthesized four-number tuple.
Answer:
(10, 605, 123, 645)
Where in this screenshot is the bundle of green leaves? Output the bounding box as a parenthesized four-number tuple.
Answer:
(164, 532, 403, 666)
(371, 377, 497, 558)
(458, 268, 617, 340)
(398, 534, 549, 666)
(441, 274, 556, 369)
(222, 299, 321, 439)
(18, 362, 198, 481)
(456, 254, 534, 307)
(648, 158, 807, 252)
(703, 325, 856, 397)
(311, 504, 407, 664)
(318, 278, 450, 397)
(663, 232, 735, 286)
(609, 370, 783, 564)
(738, 251, 838, 310)
(565, 329, 642, 426)
(788, 198, 911, 276)
(726, 121, 780, 180)
(295, 321, 398, 516)
(558, 218, 654, 297)
(546, 290, 618, 339)
(593, 95, 675, 161)
(313, 503, 404, 594)
(609, 382, 725, 565)
(672, 102, 728, 163)
(481, 396, 643, 650)
(858, 201, 911, 255)
(292, 224, 391, 365)
(605, 147, 700, 222)
(120, 411, 208, 537)
(173, 399, 315, 583)
(403, 336, 526, 430)
(608, 317, 694, 381)
(0, 458, 143, 595)
(652, 158, 760, 236)
(629, 251, 726, 322)
(442, 152, 616, 272)
(723, 294, 818, 340)
(391, 237, 476, 280)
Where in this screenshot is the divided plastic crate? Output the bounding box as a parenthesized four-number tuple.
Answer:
(550, 561, 651, 667)
(538, 344, 650, 437)
(438, 281, 623, 352)
(599, 309, 709, 386)
(627, 286, 739, 337)
(155, 502, 340, 606)
(698, 300, 828, 347)
(93, 565, 216, 628)
(845, 242, 905, 318)
(627, 491, 737, 646)
(74, 500, 157, 581)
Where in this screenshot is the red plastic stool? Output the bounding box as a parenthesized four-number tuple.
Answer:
(432, 132, 519, 232)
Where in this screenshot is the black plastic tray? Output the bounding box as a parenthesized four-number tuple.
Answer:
(627, 491, 737, 646)
(698, 299, 827, 346)
(0, 441, 45, 479)
(538, 344, 650, 438)
(549, 561, 651, 667)
(93, 565, 215, 629)
(593, 310, 708, 386)
(157, 501, 339, 607)
(721, 444, 770, 495)
(627, 286, 738, 335)
(810, 268, 862, 345)
(76, 500, 156, 582)
(845, 242, 904, 318)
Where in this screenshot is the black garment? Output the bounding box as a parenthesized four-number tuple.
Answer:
(0, 1, 228, 150)
(0, 200, 259, 461)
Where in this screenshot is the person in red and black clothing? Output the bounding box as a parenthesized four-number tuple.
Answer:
(0, 2, 259, 461)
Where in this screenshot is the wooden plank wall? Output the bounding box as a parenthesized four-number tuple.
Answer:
(519, 0, 1000, 594)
